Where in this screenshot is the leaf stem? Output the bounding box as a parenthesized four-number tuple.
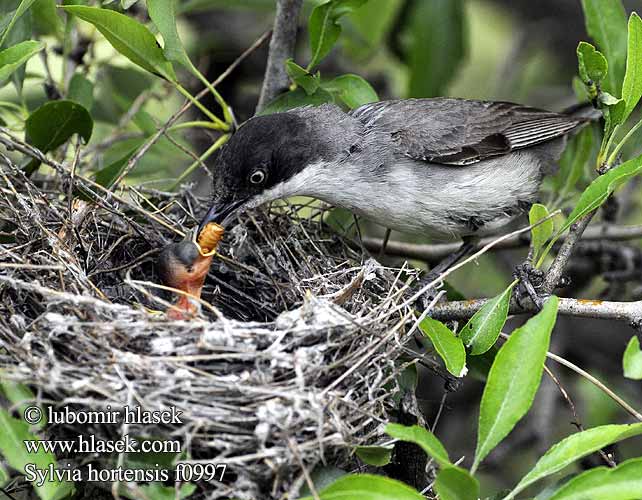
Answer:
(170, 133, 229, 190)
(191, 68, 234, 125)
(607, 119, 642, 167)
(173, 83, 228, 130)
(600, 122, 619, 162)
(167, 121, 222, 133)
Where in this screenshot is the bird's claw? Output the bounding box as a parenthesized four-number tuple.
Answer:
(513, 262, 548, 310)
(414, 270, 444, 313)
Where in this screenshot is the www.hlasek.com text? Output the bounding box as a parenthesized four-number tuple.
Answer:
(24, 434, 181, 454)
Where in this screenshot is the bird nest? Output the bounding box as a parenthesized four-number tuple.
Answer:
(0, 148, 423, 499)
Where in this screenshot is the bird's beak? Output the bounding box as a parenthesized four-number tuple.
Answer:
(197, 197, 248, 234)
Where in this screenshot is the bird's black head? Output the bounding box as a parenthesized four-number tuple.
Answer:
(198, 105, 354, 233)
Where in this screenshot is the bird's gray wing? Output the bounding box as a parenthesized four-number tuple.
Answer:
(350, 98, 587, 165)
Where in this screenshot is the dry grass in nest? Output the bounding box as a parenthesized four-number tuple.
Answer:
(0, 135, 426, 499)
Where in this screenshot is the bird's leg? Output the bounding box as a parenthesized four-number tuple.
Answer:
(379, 227, 392, 258)
(415, 236, 478, 312)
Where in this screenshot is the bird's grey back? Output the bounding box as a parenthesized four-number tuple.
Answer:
(350, 98, 585, 167)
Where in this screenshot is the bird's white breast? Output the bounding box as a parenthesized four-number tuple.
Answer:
(248, 151, 544, 240)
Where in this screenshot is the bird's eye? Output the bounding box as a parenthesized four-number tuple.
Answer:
(249, 169, 266, 185)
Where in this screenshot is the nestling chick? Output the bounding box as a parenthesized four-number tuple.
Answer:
(157, 224, 223, 319)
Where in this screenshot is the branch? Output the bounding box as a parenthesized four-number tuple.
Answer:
(113, 30, 271, 188)
(430, 295, 642, 326)
(256, 0, 303, 113)
(541, 212, 595, 294)
(361, 222, 642, 263)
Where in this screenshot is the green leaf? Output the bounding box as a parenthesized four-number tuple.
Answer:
(3, 2, 32, 94)
(623, 336, 642, 379)
(0, 409, 75, 500)
(0, 39, 43, 85)
(420, 316, 466, 377)
(322, 73, 378, 108)
(61, 5, 176, 81)
(0, 462, 8, 488)
(403, 0, 465, 97)
(558, 154, 642, 235)
(434, 466, 480, 500)
(580, 0, 628, 94)
(299, 466, 347, 498)
(347, 0, 402, 52)
(259, 87, 335, 115)
(285, 59, 320, 95)
(473, 296, 559, 471)
(549, 457, 642, 500)
(307, 0, 367, 70)
(576, 41, 608, 85)
(398, 363, 418, 393)
(385, 423, 451, 468)
(507, 423, 642, 499)
(554, 127, 594, 197)
(25, 100, 93, 175)
(68, 72, 94, 111)
(529, 203, 554, 257)
(146, 0, 191, 69)
(0, 378, 44, 428)
(0, 11, 13, 37)
(0, 0, 37, 47)
(300, 473, 425, 500)
(132, 109, 157, 135)
(355, 445, 393, 466)
(26, 100, 93, 152)
(467, 345, 498, 382)
(32, 0, 63, 38)
(621, 13, 642, 122)
(94, 147, 139, 188)
(122, 482, 195, 500)
(460, 282, 515, 355)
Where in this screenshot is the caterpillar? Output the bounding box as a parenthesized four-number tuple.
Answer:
(196, 222, 224, 256)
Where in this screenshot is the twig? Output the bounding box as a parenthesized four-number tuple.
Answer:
(362, 223, 642, 263)
(542, 213, 595, 294)
(430, 296, 642, 324)
(392, 211, 561, 315)
(0, 263, 65, 271)
(546, 349, 642, 422)
(0, 129, 185, 237)
(287, 437, 320, 500)
(543, 365, 616, 467)
(112, 30, 271, 188)
(256, 0, 303, 113)
(531, 338, 642, 422)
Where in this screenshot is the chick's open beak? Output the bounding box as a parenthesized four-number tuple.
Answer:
(158, 239, 213, 320)
(198, 197, 247, 235)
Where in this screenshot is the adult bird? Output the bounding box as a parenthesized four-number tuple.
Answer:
(198, 98, 591, 302)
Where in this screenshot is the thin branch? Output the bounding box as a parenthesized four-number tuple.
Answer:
(496, 331, 642, 423)
(0, 130, 185, 236)
(430, 295, 642, 325)
(542, 212, 595, 294)
(112, 30, 271, 188)
(362, 222, 642, 263)
(545, 348, 642, 422)
(256, 0, 303, 113)
(392, 210, 561, 315)
(543, 364, 617, 467)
